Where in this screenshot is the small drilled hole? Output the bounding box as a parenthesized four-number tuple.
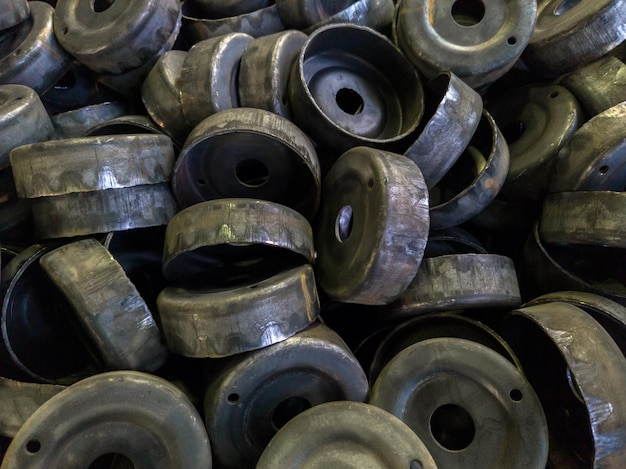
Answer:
(62, 26, 68, 34)
(367, 178, 374, 190)
(550, 91, 559, 99)
(336, 88, 364, 115)
(272, 396, 311, 430)
(89, 453, 135, 469)
(197, 178, 207, 186)
(430, 404, 475, 451)
(451, 0, 485, 26)
(228, 393, 240, 404)
(507, 36, 517, 45)
(26, 440, 41, 454)
(235, 159, 269, 188)
(92, 0, 115, 13)
(510, 389, 523, 401)
(335, 205, 353, 242)
(599, 165, 609, 174)
(554, 0, 581, 15)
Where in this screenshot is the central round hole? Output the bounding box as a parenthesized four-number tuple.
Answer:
(336, 88, 364, 115)
(430, 404, 476, 451)
(501, 121, 526, 145)
(89, 453, 136, 469)
(92, 0, 115, 12)
(554, 0, 581, 15)
(335, 205, 354, 242)
(235, 159, 269, 188)
(272, 396, 312, 429)
(451, 0, 486, 26)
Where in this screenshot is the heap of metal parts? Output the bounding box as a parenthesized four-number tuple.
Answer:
(2, 0, 626, 467)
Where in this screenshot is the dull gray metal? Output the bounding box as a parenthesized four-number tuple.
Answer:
(276, 0, 356, 29)
(296, 0, 395, 34)
(83, 114, 165, 138)
(0, 0, 29, 31)
(424, 227, 488, 258)
(50, 101, 129, 139)
(193, 0, 273, 18)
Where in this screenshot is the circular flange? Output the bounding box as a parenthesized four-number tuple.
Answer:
(301, 0, 395, 34)
(289, 23, 424, 153)
(0, 371, 212, 469)
(157, 264, 320, 358)
(0, 0, 30, 31)
(370, 337, 549, 469)
(50, 101, 130, 139)
(394, 0, 537, 88)
(172, 107, 321, 220)
(314, 146, 430, 305)
(257, 401, 438, 469)
(203, 322, 369, 469)
(162, 198, 315, 284)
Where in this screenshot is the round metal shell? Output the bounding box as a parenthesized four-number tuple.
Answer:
(50, 101, 130, 139)
(289, 23, 424, 153)
(370, 337, 549, 469)
(53, 0, 181, 75)
(238, 30, 307, 119)
(301, 0, 395, 34)
(193, 0, 273, 18)
(162, 198, 315, 284)
(276, 0, 356, 29)
(157, 264, 320, 358)
(179, 33, 252, 128)
(83, 115, 165, 138)
(540, 191, 626, 248)
(549, 101, 626, 193)
(315, 146, 430, 305)
(394, 0, 537, 88)
(502, 303, 626, 467)
(257, 401, 438, 469)
(172, 108, 321, 220)
(429, 110, 510, 230)
(203, 322, 369, 469)
(0, 371, 212, 469)
(0, 84, 55, 170)
(10, 134, 175, 198)
(40, 239, 168, 372)
(424, 227, 488, 258)
(404, 71, 483, 189)
(0, 2, 73, 95)
(0, 0, 30, 31)
(523, 0, 626, 76)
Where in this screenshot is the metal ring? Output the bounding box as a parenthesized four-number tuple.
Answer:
(50, 101, 130, 139)
(83, 115, 165, 138)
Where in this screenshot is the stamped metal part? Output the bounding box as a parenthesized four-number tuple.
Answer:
(487, 84, 582, 202)
(424, 227, 488, 258)
(394, 0, 537, 88)
(203, 322, 369, 469)
(549, 102, 626, 193)
(173, 108, 321, 220)
(300, 0, 395, 34)
(370, 337, 548, 469)
(315, 146, 429, 305)
(53, 0, 181, 75)
(50, 101, 129, 139)
(523, 0, 626, 76)
(162, 198, 315, 284)
(238, 30, 307, 119)
(0, 371, 212, 469)
(501, 303, 626, 467)
(39, 239, 168, 372)
(193, 0, 273, 18)
(0, 2, 73, 94)
(429, 110, 510, 230)
(0, 0, 30, 31)
(157, 264, 319, 358)
(404, 71, 483, 189)
(83, 115, 164, 138)
(276, 0, 356, 29)
(289, 23, 424, 153)
(179, 33, 252, 128)
(257, 401, 438, 469)
(0, 84, 55, 170)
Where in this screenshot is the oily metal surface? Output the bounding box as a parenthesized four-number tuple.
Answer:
(173, 108, 321, 220)
(370, 337, 548, 469)
(257, 401, 438, 469)
(203, 322, 369, 469)
(0, 0, 30, 31)
(404, 71, 483, 189)
(502, 303, 626, 467)
(40, 239, 168, 372)
(157, 264, 319, 358)
(394, 0, 537, 88)
(0, 371, 212, 469)
(315, 146, 429, 305)
(162, 198, 315, 284)
(300, 0, 395, 34)
(50, 101, 129, 139)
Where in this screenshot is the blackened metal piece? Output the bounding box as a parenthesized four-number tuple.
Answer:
(50, 101, 129, 139)
(370, 337, 548, 469)
(315, 146, 429, 305)
(0, 0, 30, 31)
(1, 371, 212, 469)
(172, 108, 321, 220)
(257, 401, 438, 469)
(203, 322, 369, 469)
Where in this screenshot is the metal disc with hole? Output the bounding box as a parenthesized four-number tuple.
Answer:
(53, 0, 181, 75)
(157, 264, 319, 358)
(257, 401, 438, 469)
(40, 238, 168, 372)
(289, 23, 423, 154)
(429, 110, 510, 230)
(549, 102, 626, 192)
(404, 71, 483, 189)
(0, 0, 29, 31)
(162, 198, 315, 284)
(0, 371, 212, 469)
(301, 0, 395, 34)
(172, 108, 321, 220)
(238, 30, 307, 120)
(500, 303, 626, 467)
(50, 101, 129, 139)
(487, 84, 583, 202)
(203, 322, 368, 469)
(370, 337, 548, 469)
(179, 33, 252, 128)
(315, 146, 429, 305)
(0, 2, 73, 95)
(394, 0, 537, 88)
